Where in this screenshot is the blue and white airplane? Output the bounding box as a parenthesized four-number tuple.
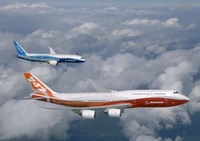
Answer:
(13, 41, 85, 66)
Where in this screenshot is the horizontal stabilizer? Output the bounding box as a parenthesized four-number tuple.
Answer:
(23, 97, 47, 100)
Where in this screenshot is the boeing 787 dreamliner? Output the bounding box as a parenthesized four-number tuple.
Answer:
(13, 41, 85, 65)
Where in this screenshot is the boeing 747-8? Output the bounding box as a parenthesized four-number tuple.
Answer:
(24, 72, 189, 119)
(13, 41, 85, 66)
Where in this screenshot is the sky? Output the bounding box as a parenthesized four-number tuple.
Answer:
(0, 1, 200, 141)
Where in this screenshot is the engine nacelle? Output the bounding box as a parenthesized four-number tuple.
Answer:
(106, 108, 121, 117)
(80, 110, 96, 119)
(48, 60, 58, 66)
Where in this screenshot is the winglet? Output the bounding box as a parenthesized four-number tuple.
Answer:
(48, 46, 56, 55)
(13, 41, 28, 56)
(88, 79, 110, 92)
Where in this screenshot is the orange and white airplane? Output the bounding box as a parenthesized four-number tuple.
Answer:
(24, 72, 189, 119)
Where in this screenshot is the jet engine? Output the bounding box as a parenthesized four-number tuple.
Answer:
(106, 108, 121, 117)
(48, 60, 58, 66)
(80, 110, 96, 119)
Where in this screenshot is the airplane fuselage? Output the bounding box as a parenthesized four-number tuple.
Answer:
(31, 90, 189, 110)
(16, 53, 85, 63)
(24, 72, 190, 118)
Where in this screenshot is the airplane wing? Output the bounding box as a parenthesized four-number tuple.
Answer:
(39, 103, 131, 110)
(48, 46, 56, 55)
(88, 79, 117, 93)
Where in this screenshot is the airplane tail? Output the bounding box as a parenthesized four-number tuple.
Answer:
(13, 41, 28, 56)
(24, 72, 56, 100)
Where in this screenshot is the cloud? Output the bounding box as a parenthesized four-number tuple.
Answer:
(72, 22, 99, 34)
(119, 46, 200, 140)
(124, 19, 161, 26)
(188, 81, 200, 113)
(0, 65, 79, 140)
(112, 29, 142, 37)
(0, 68, 24, 100)
(121, 108, 190, 141)
(64, 22, 102, 40)
(184, 23, 196, 30)
(124, 9, 163, 15)
(29, 3, 52, 8)
(108, 6, 118, 10)
(0, 2, 54, 15)
(0, 100, 75, 140)
(124, 18, 183, 29)
(0, 2, 200, 141)
(0, 2, 52, 10)
(163, 18, 182, 28)
(152, 61, 196, 92)
(1, 3, 28, 10)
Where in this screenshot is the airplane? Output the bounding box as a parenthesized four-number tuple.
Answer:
(23, 72, 190, 119)
(13, 41, 85, 66)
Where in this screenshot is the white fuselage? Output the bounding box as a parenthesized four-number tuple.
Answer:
(32, 90, 189, 110)
(24, 72, 190, 118)
(17, 53, 85, 63)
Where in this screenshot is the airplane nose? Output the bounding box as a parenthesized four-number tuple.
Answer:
(185, 96, 190, 102)
(186, 97, 190, 101)
(182, 95, 189, 101)
(181, 95, 190, 104)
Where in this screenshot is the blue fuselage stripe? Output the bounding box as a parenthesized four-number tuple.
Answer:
(16, 55, 85, 63)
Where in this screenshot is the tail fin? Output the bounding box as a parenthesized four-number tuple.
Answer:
(13, 41, 28, 56)
(24, 72, 55, 99)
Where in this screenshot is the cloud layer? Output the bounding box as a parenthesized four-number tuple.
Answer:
(0, 1, 200, 141)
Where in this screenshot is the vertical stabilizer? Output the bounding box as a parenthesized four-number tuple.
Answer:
(24, 72, 56, 99)
(13, 41, 28, 56)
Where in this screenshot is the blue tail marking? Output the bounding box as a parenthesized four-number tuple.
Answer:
(13, 41, 27, 56)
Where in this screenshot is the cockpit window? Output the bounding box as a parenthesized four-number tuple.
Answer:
(173, 91, 179, 94)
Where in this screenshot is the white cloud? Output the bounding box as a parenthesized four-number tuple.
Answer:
(175, 136, 183, 141)
(184, 23, 196, 30)
(163, 18, 182, 28)
(0, 68, 25, 100)
(64, 22, 100, 39)
(0, 2, 54, 15)
(102, 53, 145, 77)
(112, 29, 142, 37)
(1, 3, 28, 10)
(29, 3, 52, 8)
(0, 3, 52, 10)
(124, 9, 163, 15)
(108, 6, 118, 10)
(124, 18, 183, 29)
(0, 3, 200, 141)
(152, 61, 196, 92)
(124, 19, 161, 26)
(188, 81, 200, 113)
(72, 22, 99, 34)
(0, 100, 75, 140)
(31, 29, 61, 39)
(121, 108, 190, 141)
